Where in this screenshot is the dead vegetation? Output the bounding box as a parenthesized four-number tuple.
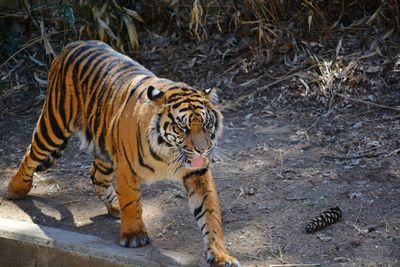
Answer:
(1, 0, 399, 108)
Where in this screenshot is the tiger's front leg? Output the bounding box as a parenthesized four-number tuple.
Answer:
(184, 168, 239, 267)
(114, 163, 150, 248)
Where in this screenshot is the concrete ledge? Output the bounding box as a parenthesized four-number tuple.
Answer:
(0, 217, 193, 267)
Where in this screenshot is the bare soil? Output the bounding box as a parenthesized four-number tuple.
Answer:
(0, 38, 399, 266)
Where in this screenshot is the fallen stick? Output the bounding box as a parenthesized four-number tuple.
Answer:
(337, 94, 400, 112)
(269, 264, 321, 267)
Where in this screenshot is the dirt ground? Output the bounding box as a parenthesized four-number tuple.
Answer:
(0, 37, 400, 266)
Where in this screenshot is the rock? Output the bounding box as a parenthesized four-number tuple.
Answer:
(334, 257, 345, 263)
(317, 234, 332, 241)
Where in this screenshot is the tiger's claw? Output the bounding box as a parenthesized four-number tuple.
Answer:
(206, 250, 240, 267)
(119, 231, 150, 248)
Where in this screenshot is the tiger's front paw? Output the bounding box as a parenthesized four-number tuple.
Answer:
(206, 249, 240, 267)
(119, 230, 150, 248)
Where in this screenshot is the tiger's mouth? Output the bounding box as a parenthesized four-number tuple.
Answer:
(178, 154, 207, 169)
(189, 156, 206, 168)
(172, 148, 210, 169)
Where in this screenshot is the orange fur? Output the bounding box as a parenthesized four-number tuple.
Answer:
(7, 41, 239, 266)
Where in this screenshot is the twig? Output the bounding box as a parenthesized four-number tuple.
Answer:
(236, 65, 316, 103)
(160, 220, 176, 235)
(213, 176, 234, 180)
(285, 196, 308, 201)
(203, 52, 252, 88)
(306, 116, 321, 132)
(322, 148, 400, 161)
(265, 248, 286, 263)
(0, 30, 71, 69)
(354, 202, 363, 229)
(269, 264, 321, 267)
(338, 94, 400, 113)
(360, 114, 400, 123)
(248, 255, 264, 261)
(63, 200, 80, 205)
(387, 148, 400, 157)
(321, 151, 386, 160)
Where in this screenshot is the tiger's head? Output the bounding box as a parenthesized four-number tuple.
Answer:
(147, 85, 223, 169)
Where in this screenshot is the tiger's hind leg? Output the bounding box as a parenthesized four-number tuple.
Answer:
(7, 114, 71, 200)
(89, 158, 120, 218)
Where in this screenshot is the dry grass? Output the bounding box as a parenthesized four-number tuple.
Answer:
(1, 0, 399, 104)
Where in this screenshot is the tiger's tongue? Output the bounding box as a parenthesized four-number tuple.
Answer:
(190, 157, 205, 168)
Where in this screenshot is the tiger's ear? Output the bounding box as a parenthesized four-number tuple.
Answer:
(203, 87, 219, 104)
(147, 86, 164, 104)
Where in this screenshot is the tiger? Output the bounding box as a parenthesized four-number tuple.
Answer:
(7, 40, 239, 266)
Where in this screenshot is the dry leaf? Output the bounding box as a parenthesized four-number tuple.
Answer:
(189, 0, 203, 32)
(122, 15, 139, 50)
(34, 72, 48, 87)
(123, 7, 144, 22)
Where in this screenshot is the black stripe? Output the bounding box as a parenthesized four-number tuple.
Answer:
(167, 112, 176, 123)
(90, 65, 136, 124)
(39, 121, 58, 149)
(30, 149, 44, 163)
(172, 99, 203, 109)
(78, 51, 106, 80)
(200, 223, 207, 233)
(109, 194, 117, 203)
(52, 67, 63, 125)
(63, 45, 105, 103)
(47, 106, 65, 141)
(58, 47, 97, 127)
(71, 63, 82, 116)
(95, 164, 114, 175)
(64, 45, 92, 68)
(202, 231, 209, 238)
(121, 199, 134, 211)
(195, 208, 214, 221)
(86, 59, 114, 114)
(122, 144, 137, 177)
(85, 129, 92, 144)
(93, 68, 134, 130)
(106, 191, 113, 200)
(178, 107, 191, 112)
(90, 175, 111, 188)
(52, 150, 62, 159)
(34, 133, 53, 153)
(137, 128, 155, 172)
(136, 90, 145, 100)
(182, 168, 209, 192)
(94, 160, 113, 173)
(157, 135, 172, 147)
(211, 110, 220, 133)
(31, 145, 48, 159)
(36, 158, 53, 172)
(81, 54, 111, 86)
(183, 167, 209, 181)
(167, 92, 193, 102)
(127, 76, 152, 102)
(147, 139, 163, 161)
(193, 197, 206, 218)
